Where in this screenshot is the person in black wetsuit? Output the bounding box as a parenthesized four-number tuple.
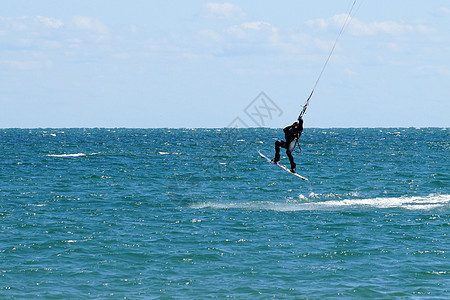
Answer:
(272, 117, 303, 173)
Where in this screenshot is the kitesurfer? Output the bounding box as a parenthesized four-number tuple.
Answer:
(272, 117, 303, 173)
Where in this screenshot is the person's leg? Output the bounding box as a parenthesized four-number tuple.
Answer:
(273, 140, 287, 163)
(286, 150, 296, 172)
(273, 140, 281, 163)
(286, 139, 297, 172)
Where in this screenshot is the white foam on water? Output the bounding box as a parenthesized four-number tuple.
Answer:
(47, 152, 100, 158)
(191, 194, 450, 211)
(47, 153, 87, 158)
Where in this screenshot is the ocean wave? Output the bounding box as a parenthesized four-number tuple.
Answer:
(191, 194, 450, 211)
(46, 152, 101, 158)
(47, 153, 87, 158)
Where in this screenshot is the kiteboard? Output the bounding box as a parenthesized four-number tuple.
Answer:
(258, 150, 308, 181)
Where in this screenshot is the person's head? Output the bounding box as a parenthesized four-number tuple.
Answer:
(292, 121, 299, 127)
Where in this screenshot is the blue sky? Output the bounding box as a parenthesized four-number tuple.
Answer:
(1, 1, 449, 128)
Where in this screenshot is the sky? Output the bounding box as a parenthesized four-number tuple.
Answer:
(1, 0, 449, 128)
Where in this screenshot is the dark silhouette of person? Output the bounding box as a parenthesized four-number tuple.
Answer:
(272, 117, 303, 173)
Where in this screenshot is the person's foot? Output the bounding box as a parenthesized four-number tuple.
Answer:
(271, 159, 279, 164)
(290, 163, 296, 173)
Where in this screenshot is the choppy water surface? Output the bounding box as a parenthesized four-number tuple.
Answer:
(0, 128, 448, 298)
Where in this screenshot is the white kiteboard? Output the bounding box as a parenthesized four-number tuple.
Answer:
(258, 150, 308, 181)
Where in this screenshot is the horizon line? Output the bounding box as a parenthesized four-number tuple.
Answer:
(1, 126, 448, 130)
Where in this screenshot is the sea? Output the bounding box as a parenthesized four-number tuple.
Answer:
(0, 127, 449, 298)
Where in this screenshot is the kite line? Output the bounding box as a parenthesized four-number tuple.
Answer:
(298, 0, 358, 120)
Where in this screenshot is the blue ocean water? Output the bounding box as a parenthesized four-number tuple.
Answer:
(0, 128, 449, 298)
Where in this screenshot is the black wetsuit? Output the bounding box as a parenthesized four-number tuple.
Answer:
(274, 119, 303, 171)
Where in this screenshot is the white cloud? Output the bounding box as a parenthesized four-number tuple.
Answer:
(195, 21, 282, 56)
(197, 21, 342, 57)
(344, 68, 358, 76)
(0, 16, 64, 31)
(36, 16, 63, 29)
(306, 14, 434, 36)
(0, 17, 25, 31)
(439, 7, 450, 15)
(204, 2, 245, 20)
(0, 16, 66, 51)
(226, 21, 278, 42)
(0, 15, 111, 51)
(72, 16, 107, 34)
(0, 15, 106, 35)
